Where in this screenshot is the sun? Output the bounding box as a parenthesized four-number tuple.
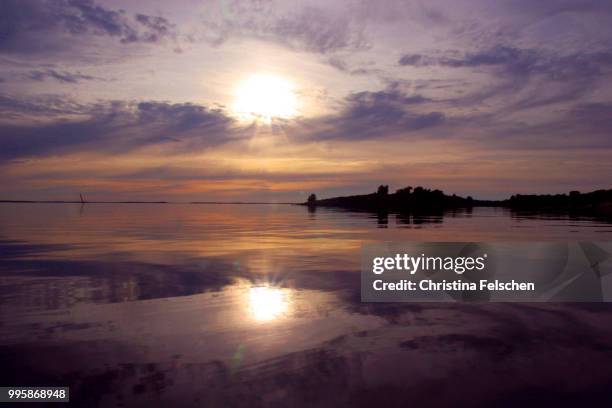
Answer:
(232, 74, 298, 122)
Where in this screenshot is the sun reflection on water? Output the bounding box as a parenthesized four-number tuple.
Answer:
(248, 285, 290, 322)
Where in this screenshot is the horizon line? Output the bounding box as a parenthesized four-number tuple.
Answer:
(0, 200, 300, 205)
(2, 186, 609, 206)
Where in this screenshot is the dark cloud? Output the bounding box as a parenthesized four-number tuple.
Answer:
(399, 45, 612, 80)
(398, 46, 537, 71)
(0, 99, 240, 162)
(291, 79, 612, 151)
(398, 54, 424, 66)
(439, 46, 538, 74)
(400, 45, 612, 115)
(398, 46, 538, 74)
(0, 0, 176, 54)
(25, 69, 97, 83)
(299, 87, 444, 141)
(133, 14, 174, 43)
(135, 101, 233, 133)
(347, 87, 431, 106)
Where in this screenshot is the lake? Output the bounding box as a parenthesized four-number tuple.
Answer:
(1, 203, 612, 407)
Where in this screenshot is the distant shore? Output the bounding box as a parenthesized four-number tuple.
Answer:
(301, 186, 612, 216)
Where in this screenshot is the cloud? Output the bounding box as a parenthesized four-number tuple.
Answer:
(288, 79, 612, 152)
(25, 69, 97, 83)
(297, 86, 444, 141)
(270, 6, 367, 53)
(398, 46, 537, 71)
(135, 101, 233, 133)
(200, 2, 367, 54)
(0, 0, 176, 55)
(326, 57, 380, 76)
(439, 46, 538, 74)
(347, 87, 432, 106)
(438, 99, 612, 152)
(0, 98, 241, 162)
(134, 14, 174, 43)
(399, 45, 612, 79)
(0, 94, 91, 119)
(399, 44, 612, 116)
(398, 54, 425, 66)
(0, 86, 444, 168)
(521, 102, 612, 148)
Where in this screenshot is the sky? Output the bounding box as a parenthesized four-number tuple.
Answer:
(1, 0, 612, 202)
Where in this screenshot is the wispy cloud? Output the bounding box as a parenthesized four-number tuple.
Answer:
(0, 0, 176, 55)
(200, 1, 367, 53)
(25, 69, 98, 83)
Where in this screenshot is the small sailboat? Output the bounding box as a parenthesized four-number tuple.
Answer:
(80, 193, 87, 204)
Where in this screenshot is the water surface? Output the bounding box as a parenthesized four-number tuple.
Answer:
(1, 204, 612, 407)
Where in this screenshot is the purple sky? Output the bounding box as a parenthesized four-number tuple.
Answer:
(1, 0, 612, 201)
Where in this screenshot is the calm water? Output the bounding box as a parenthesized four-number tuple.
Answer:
(1, 203, 612, 407)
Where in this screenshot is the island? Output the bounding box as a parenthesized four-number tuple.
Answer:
(302, 185, 612, 216)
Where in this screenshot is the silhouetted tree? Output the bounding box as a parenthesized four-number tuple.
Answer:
(396, 186, 412, 195)
(307, 193, 317, 204)
(377, 185, 389, 195)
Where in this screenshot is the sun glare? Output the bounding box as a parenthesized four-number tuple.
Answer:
(232, 74, 298, 122)
(248, 285, 289, 322)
